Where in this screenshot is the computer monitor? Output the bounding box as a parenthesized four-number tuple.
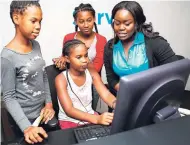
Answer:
(110, 58, 190, 134)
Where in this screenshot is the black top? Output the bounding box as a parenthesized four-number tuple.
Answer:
(104, 36, 178, 92)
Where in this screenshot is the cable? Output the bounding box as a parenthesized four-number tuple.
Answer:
(66, 69, 93, 125)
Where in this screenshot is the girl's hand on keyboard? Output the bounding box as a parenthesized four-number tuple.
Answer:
(97, 112, 114, 125)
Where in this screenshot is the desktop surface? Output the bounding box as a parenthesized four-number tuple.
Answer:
(20, 116, 190, 145)
(77, 116, 190, 145)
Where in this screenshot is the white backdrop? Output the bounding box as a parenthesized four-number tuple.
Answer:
(0, 0, 190, 90)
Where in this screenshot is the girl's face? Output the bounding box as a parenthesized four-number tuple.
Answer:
(75, 11, 95, 36)
(67, 44, 89, 72)
(14, 6, 42, 40)
(113, 9, 136, 41)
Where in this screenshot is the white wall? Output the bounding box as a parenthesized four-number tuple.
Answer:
(0, 0, 190, 90)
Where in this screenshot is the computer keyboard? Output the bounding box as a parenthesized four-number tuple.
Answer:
(74, 125, 111, 143)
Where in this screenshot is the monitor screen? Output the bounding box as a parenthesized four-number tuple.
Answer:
(110, 59, 190, 134)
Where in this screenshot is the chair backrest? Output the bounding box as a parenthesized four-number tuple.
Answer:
(45, 65, 63, 118)
(1, 101, 19, 144)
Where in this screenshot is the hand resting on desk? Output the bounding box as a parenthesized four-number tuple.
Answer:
(24, 126, 48, 144)
(23, 115, 48, 144)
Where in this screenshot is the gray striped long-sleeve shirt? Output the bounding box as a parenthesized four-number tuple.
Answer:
(1, 40, 52, 132)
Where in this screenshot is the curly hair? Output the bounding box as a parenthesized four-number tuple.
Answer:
(62, 39, 85, 57)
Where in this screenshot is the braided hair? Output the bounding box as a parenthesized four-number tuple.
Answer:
(62, 39, 85, 57)
(73, 3, 98, 33)
(111, 1, 159, 45)
(10, 0, 41, 24)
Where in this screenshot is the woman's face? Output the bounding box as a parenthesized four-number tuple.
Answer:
(113, 9, 136, 41)
(75, 11, 95, 36)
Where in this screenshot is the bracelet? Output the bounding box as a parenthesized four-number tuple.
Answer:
(111, 99, 117, 109)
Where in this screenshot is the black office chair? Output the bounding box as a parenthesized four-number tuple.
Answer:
(1, 101, 19, 144)
(45, 65, 63, 119)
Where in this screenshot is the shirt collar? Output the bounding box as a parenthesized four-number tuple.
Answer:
(133, 32, 144, 45)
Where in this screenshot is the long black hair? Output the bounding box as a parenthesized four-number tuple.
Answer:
(73, 3, 98, 33)
(111, 1, 159, 44)
(10, 0, 41, 24)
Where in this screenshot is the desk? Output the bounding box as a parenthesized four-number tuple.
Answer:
(22, 116, 190, 145)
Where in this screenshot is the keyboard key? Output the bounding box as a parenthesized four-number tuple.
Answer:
(74, 125, 111, 143)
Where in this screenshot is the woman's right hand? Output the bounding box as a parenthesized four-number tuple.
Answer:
(96, 112, 114, 125)
(52, 56, 66, 70)
(24, 126, 48, 144)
